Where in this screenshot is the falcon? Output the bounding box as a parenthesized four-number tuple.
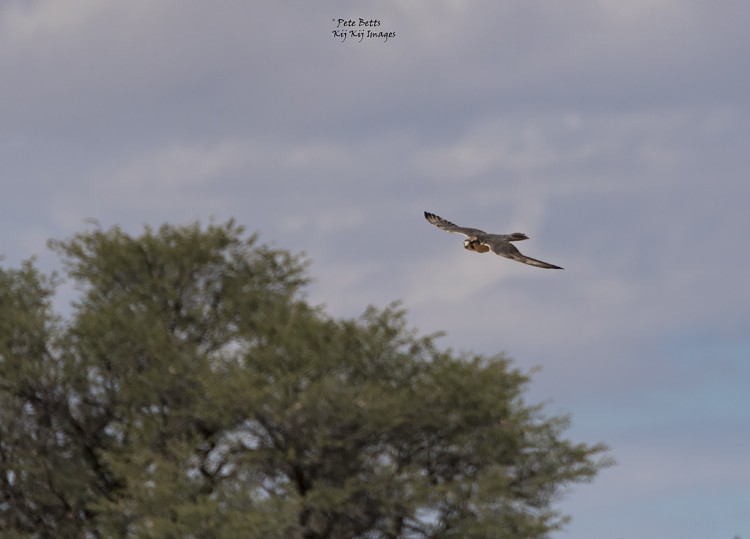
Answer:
(424, 211, 563, 269)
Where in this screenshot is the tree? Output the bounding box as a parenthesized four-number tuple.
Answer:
(0, 221, 610, 538)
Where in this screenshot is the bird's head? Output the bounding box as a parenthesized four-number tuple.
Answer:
(463, 237, 478, 251)
(464, 237, 489, 253)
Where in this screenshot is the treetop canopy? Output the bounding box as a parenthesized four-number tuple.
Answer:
(0, 220, 610, 538)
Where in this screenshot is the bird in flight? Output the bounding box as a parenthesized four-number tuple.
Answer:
(424, 211, 563, 269)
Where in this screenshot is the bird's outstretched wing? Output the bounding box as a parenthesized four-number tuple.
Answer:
(424, 211, 486, 238)
(483, 237, 563, 269)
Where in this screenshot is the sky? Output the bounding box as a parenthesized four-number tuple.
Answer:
(2, 1, 749, 537)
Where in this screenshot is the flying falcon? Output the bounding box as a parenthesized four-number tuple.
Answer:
(424, 211, 563, 269)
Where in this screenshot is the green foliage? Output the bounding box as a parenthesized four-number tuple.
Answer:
(0, 220, 610, 538)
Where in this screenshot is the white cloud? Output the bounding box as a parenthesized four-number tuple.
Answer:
(109, 143, 247, 189)
(279, 207, 366, 236)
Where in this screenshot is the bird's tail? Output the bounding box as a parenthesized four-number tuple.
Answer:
(507, 232, 529, 242)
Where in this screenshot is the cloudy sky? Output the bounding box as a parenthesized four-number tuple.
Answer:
(2, 1, 749, 537)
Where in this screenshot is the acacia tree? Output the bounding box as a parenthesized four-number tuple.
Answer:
(0, 221, 609, 538)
